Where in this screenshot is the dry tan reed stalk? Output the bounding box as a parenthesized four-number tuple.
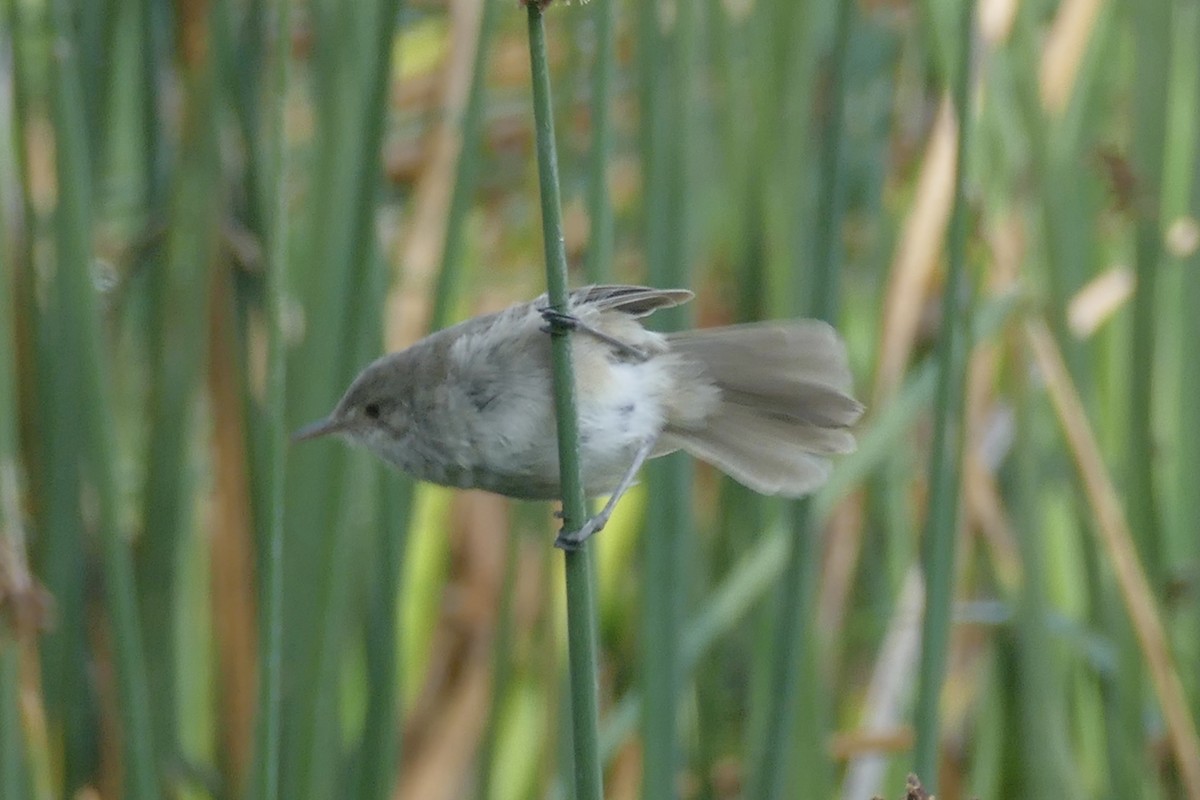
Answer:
(872, 97, 957, 407)
(829, 726, 915, 760)
(208, 267, 261, 793)
(396, 492, 516, 799)
(1025, 317, 1200, 799)
(1040, 0, 1105, 115)
(394, 654, 491, 800)
(1066, 267, 1134, 339)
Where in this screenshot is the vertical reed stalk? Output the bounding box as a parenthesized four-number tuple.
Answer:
(47, 0, 157, 794)
(585, 0, 616, 285)
(525, 5, 604, 799)
(0, 649, 19, 799)
(1011, 347, 1080, 799)
(359, 3, 494, 792)
(1127, 0, 1171, 585)
(1185, 14, 1200, 728)
(7, 3, 95, 790)
(429, 0, 498, 330)
(1109, 4, 1174, 792)
(747, 2, 853, 797)
(637, 0, 692, 794)
(74, 0, 117, 169)
(912, 0, 975, 788)
(136, 0, 222, 770)
(136, 0, 168, 227)
(0, 86, 29, 796)
(287, 2, 402, 797)
(1008, 5, 1132, 790)
(356, 480, 412, 800)
(251, 0, 292, 795)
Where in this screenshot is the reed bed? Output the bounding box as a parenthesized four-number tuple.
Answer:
(1, 0, 1199, 798)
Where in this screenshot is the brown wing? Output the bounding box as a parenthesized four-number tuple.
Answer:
(569, 285, 694, 318)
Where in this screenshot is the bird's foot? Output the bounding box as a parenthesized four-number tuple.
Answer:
(538, 307, 648, 362)
(554, 510, 612, 551)
(551, 437, 656, 551)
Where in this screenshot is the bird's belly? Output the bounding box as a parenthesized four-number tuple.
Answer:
(466, 360, 668, 499)
(465, 422, 658, 500)
(468, 439, 653, 500)
(575, 361, 667, 494)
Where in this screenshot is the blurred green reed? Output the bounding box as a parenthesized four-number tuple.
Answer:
(47, 0, 159, 796)
(1128, 0, 1171, 587)
(4, 0, 1200, 798)
(746, 2, 853, 798)
(282, 1, 403, 798)
(584, 0, 616, 287)
(912, 0, 975, 788)
(0, 36, 28, 792)
(635, 0, 694, 795)
(250, 0, 293, 794)
(137, 0, 222, 771)
(1185, 5, 1200, 735)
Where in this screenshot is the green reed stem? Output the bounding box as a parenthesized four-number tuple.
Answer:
(137, 1, 222, 771)
(912, 0, 975, 788)
(1127, 0, 1170, 587)
(251, 0, 292, 796)
(1011, 347, 1081, 800)
(289, 3, 402, 798)
(0, 648, 19, 800)
(439, 6, 499, 791)
(357, 477, 412, 800)
(747, 3, 852, 797)
(48, 0, 157, 794)
(430, 0, 498, 329)
(358, 3, 492, 792)
(1185, 9, 1200, 729)
(585, 0, 616, 284)
(526, 5, 603, 799)
(7, 4, 95, 791)
(636, 0, 694, 794)
(0, 74, 28, 796)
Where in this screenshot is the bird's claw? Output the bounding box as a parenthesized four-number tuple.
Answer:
(554, 515, 606, 551)
(537, 306, 648, 362)
(538, 307, 576, 335)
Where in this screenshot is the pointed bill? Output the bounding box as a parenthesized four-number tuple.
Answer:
(291, 415, 347, 442)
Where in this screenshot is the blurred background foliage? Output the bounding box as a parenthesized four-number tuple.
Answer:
(2, 0, 1200, 798)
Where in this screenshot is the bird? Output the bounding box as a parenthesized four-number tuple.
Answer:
(293, 285, 864, 549)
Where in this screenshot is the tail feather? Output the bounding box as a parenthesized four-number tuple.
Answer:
(660, 419, 833, 497)
(668, 321, 855, 392)
(664, 320, 863, 498)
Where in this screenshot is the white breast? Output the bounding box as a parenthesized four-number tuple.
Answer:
(574, 354, 675, 493)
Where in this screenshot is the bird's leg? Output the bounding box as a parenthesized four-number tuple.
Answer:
(555, 437, 656, 551)
(539, 307, 649, 362)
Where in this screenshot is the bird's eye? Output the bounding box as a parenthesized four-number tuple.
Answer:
(364, 402, 381, 419)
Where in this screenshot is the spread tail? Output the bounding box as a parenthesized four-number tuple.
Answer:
(660, 321, 864, 497)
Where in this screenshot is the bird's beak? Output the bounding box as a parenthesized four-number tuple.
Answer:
(291, 415, 347, 442)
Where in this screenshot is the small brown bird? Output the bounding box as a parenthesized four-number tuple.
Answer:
(294, 285, 863, 548)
